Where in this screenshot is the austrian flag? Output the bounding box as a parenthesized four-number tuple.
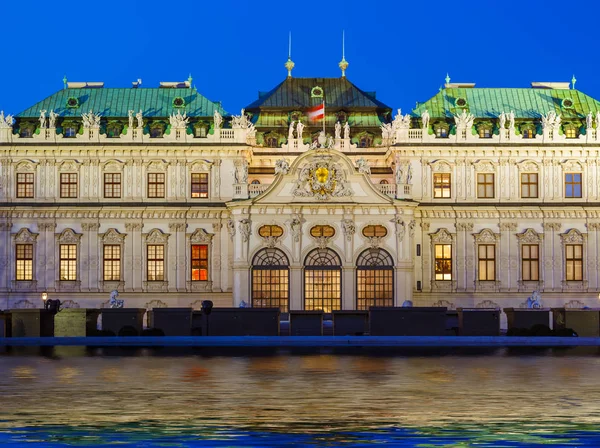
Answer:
(307, 103, 325, 122)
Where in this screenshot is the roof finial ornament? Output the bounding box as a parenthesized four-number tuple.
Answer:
(339, 30, 349, 78)
(63, 75, 68, 90)
(571, 74, 577, 90)
(188, 73, 193, 88)
(445, 73, 451, 85)
(285, 32, 295, 78)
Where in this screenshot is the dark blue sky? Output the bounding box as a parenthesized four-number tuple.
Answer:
(1, 0, 598, 115)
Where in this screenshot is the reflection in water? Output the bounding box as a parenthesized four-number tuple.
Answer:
(0, 349, 599, 446)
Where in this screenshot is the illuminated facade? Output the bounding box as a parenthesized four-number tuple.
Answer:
(1, 71, 600, 313)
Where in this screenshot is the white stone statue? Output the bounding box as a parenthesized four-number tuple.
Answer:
(341, 219, 356, 240)
(39, 110, 47, 129)
(392, 108, 411, 132)
(406, 163, 413, 185)
(128, 110, 134, 129)
(356, 157, 371, 175)
(499, 112, 506, 130)
(49, 110, 57, 128)
(136, 110, 143, 129)
(169, 111, 189, 128)
(235, 159, 248, 184)
(288, 121, 295, 140)
(296, 121, 304, 140)
(82, 110, 101, 129)
(213, 110, 223, 130)
(596, 112, 600, 131)
(380, 123, 393, 140)
(541, 111, 561, 131)
(239, 218, 251, 242)
(587, 112, 594, 130)
(395, 162, 404, 185)
(508, 110, 515, 130)
(421, 109, 430, 130)
(394, 217, 406, 242)
(231, 109, 251, 129)
(454, 109, 474, 129)
(343, 121, 350, 139)
(109, 289, 124, 308)
(275, 158, 290, 175)
(0, 111, 13, 129)
(226, 218, 236, 238)
(335, 121, 341, 139)
(289, 215, 302, 242)
(325, 135, 334, 149)
(526, 289, 542, 309)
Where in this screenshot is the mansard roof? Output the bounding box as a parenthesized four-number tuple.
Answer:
(16, 88, 227, 119)
(413, 87, 600, 119)
(245, 77, 391, 110)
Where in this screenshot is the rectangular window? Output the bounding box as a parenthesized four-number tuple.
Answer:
(565, 244, 583, 281)
(478, 244, 495, 281)
(191, 244, 209, 281)
(433, 173, 451, 198)
(565, 173, 582, 198)
(520, 173, 538, 198)
(103, 245, 121, 281)
(147, 173, 165, 198)
(521, 244, 539, 281)
(477, 173, 494, 198)
(104, 173, 122, 198)
(16, 244, 33, 281)
(191, 173, 209, 198)
(147, 245, 164, 281)
(60, 173, 78, 198)
(434, 244, 452, 281)
(59, 244, 77, 281)
(16, 173, 34, 198)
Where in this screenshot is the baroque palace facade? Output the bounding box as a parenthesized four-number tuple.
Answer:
(1, 69, 600, 314)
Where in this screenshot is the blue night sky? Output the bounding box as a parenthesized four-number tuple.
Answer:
(0, 0, 598, 115)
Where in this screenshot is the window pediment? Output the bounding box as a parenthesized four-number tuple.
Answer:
(472, 160, 496, 172)
(560, 228, 584, 244)
(101, 228, 126, 244)
(516, 228, 542, 244)
(561, 159, 583, 172)
(430, 228, 454, 243)
(189, 160, 213, 172)
(144, 228, 170, 244)
(13, 228, 38, 243)
(56, 228, 81, 244)
(15, 160, 37, 172)
(103, 160, 124, 172)
(517, 160, 539, 172)
(429, 160, 453, 172)
(189, 228, 213, 243)
(58, 160, 81, 172)
(473, 228, 499, 243)
(146, 160, 168, 172)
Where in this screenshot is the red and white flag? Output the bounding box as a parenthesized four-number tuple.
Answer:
(307, 102, 325, 122)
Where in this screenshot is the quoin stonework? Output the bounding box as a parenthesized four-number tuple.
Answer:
(1, 67, 599, 313)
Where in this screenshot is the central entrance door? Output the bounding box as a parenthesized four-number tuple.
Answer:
(304, 248, 342, 312)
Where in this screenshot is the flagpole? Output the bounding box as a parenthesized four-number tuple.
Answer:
(322, 100, 325, 134)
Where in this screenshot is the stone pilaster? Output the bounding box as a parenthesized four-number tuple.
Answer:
(169, 222, 187, 292)
(212, 222, 223, 292)
(499, 222, 517, 291)
(542, 222, 561, 291)
(82, 222, 100, 292)
(125, 222, 143, 291)
(0, 222, 11, 292)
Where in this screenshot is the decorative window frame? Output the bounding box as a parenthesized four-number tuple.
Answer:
(102, 159, 124, 199)
(145, 160, 168, 200)
(57, 159, 81, 199)
(429, 228, 456, 292)
(560, 228, 587, 291)
(473, 228, 500, 291)
(432, 121, 450, 138)
(517, 161, 540, 199)
(519, 122, 537, 139)
(105, 120, 123, 138)
(562, 160, 584, 199)
(516, 228, 544, 292)
(149, 121, 166, 138)
(14, 160, 38, 199)
(476, 121, 493, 138)
(55, 228, 82, 292)
(472, 160, 496, 200)
(11, 228, 38, 291)
(143, 228, 170, 292)
(187, 228, 213, 292)
(99, 228, 126, 292)
(188, 160, 213, 200)
(193, 121, 209, 138)
(309, 224, 337, 250)
(257, 223, 285, 248)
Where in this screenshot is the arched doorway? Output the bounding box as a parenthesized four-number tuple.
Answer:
(251, 248, 289, 312)
(356, 248, 394, 310)
(304, 248, 342, 312)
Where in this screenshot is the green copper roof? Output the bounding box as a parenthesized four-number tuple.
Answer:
(16, 88, 226, 118)
(246, 77, 391, 110)
(413, 88, 600, 119)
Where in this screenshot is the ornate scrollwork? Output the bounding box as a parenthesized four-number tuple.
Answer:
(292, 157, 353, 201)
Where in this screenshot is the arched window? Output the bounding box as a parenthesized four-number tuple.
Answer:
(258, 225, 283, 237)
(252, 248, 289, 312)
(379, 179, 389, 185)
(356, 248, 394, 310)
(304, 248, 342, 312)
(251, 179, 261, 185)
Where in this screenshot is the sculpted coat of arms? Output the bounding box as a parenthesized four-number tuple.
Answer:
(292, 158, 353, 201)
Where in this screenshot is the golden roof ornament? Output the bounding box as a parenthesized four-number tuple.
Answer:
(339, 30, 349, 78)
(285, 32, 295, 78)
